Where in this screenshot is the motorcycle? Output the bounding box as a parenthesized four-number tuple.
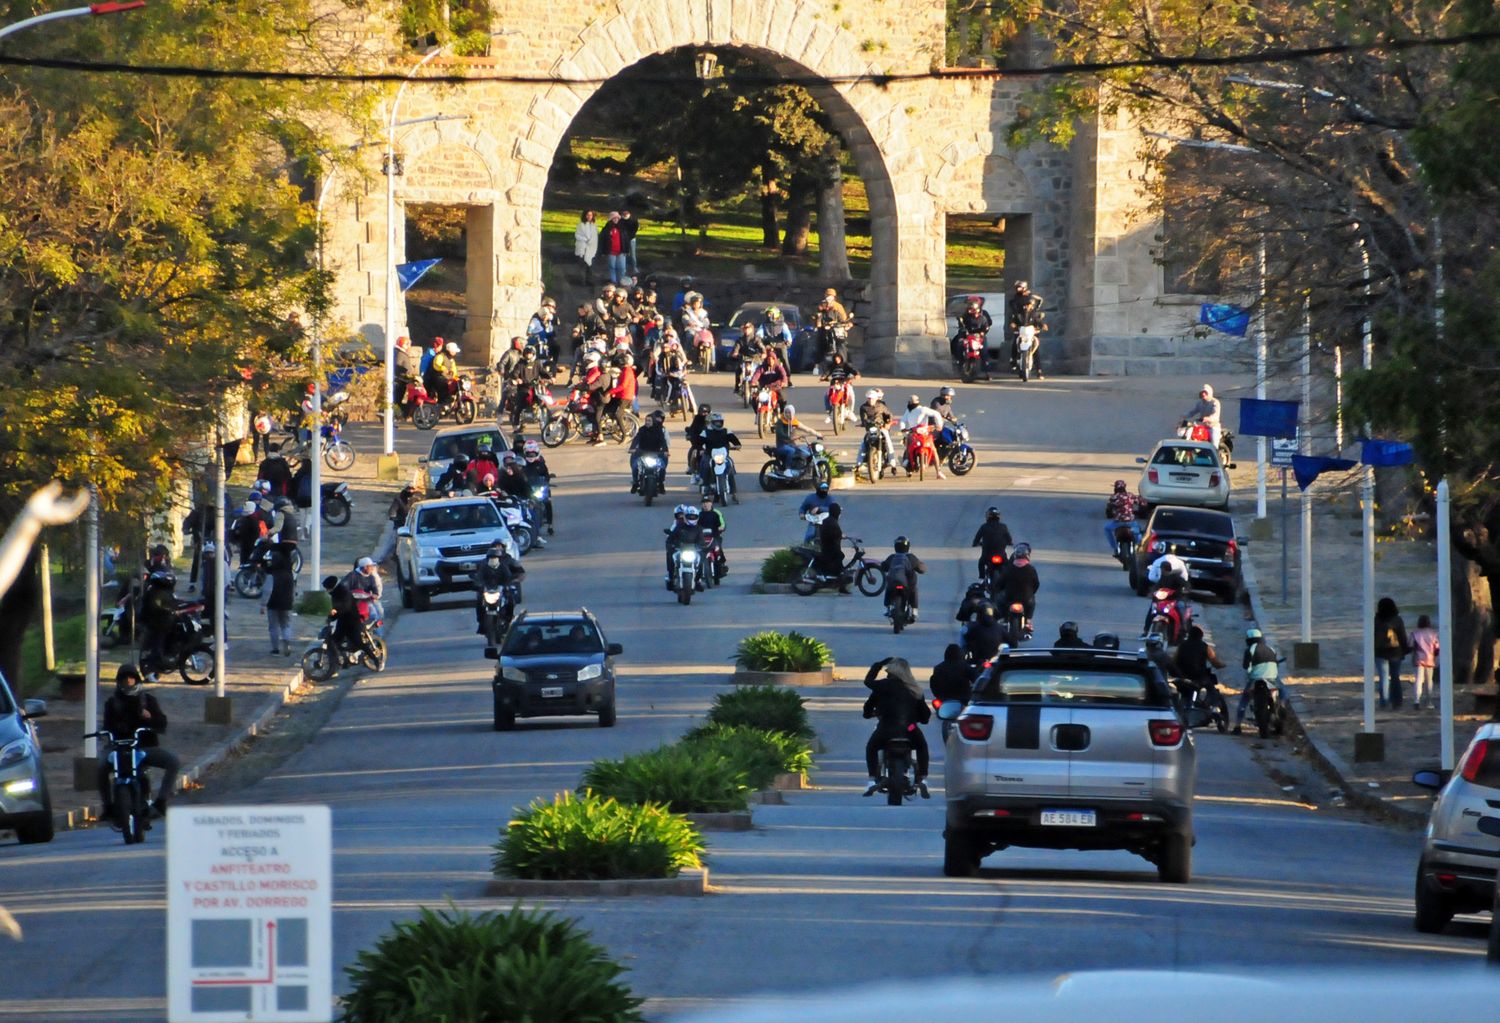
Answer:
(693, 331, 716, 373)
(753, 385, 780, 438)
(408, 376, 478, 429)
(790, 536, 886, 597)
(669, 542, 706, 605)
(1177, 418, 1235, 467)
(699, 527, 726, 587)
(301, 604, 387, 682)
(958, 333, 987, 383)
(758, 441, 833, 491)
(886, 581, 915, 634)
(1003, 601, 1031, 646)
(83, 728, 154, 845)
(490, 496, 536, 554)
(981, 551, 1007, 602)
(479, 581, 520, 646)
(540, 390, 638, 447)
(637, 452, 667, 506)
(877, 731, 919, 806)
(233, 541, 303, 599)
(1175, 674, 1229, 734)
(141, 599, 216, 685)
(857, 424, 895, 485)
(1015, 324, 1039, 383)
(100, 583, 138, 649)
(933, 420, 977, 475)
(294, 480, 353, 527)
(1112, 523, 1138, 570)
(663, 374, 696, 421)
(736, 356, 759, 403)
(1145, 587, 1191, 646)
(1250, 659, 1288, 738)
(825, 380, 855, 434)
(903, 425, 941, 481)
(702, 446, 737, 504)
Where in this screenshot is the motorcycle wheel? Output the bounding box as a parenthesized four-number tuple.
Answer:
(884, 761, 905, 806)
(302, 646, 336, 682)
(642, 477, 657, 506)
(678, 586, 692, 605)
(757, 461, 780, 492)
(948, 445, 976, 476)
(864, 446, 880, 485)
(511, 523, 535, 555)
(412, 404, 440, 430)
(792, 568, 818, 597)
(455, 397, 478, 425)
(1253, 691, 1272, 738)
(290, 548, 303, 575)
(960, 360, 977, 384)
(891, 596, 906, 634)
(117, 782, 142, 845)
(363, 639, 387, 673)
(322, 495, 352, 527)
(615, 411, 640, 443)
(1212, 691, 1229, 733)
(856, 563, 886, 597)
(100, 622, 121, 649)
(831, 404, 843, 435)
(756, 408, 769, 438)
(179, 649, 214, 685)
(1147, 618, 1171, 643)
(813, 459, 832, 487)
(324, 442, 356, 472)
(233, 566, 264, 599)
(540, 417, 570, 447)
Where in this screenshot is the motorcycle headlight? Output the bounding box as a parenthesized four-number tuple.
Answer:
(577, 663, 603, 682)
(501, 667, 527, 683)
(0, 738, 33, 768)
(483, 592, 500, 605)
(532, 486, 547, 499)
(680, 550, 699, 563)
(712, 453, 726, 465)
(642, 455, 661, 467)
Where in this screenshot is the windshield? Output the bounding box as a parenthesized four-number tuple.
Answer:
(728, 307, 794, 329)
(415, 503, 501, 534)
(1152, 446, 1218, 468)
(1151, 508, 1234, 537)
(427, 430, 507, 463)
(503, 621, 604, 656)
(977, 669, 1154, 705)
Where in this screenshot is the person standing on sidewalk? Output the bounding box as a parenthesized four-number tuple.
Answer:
(619, 209, 641, 276)
(373, 484, 417, 565)
(261, 550, 297, 656)
(1374, 596, 1411, 709)
(573, 210, 598, 285)
(1410, 614, 1439, 711)
(600, 212, 627, 285)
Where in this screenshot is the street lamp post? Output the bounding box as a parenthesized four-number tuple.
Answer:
(0, 1, 144, 43)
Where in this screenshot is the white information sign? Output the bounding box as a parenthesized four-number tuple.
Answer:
(1271, 435, 1299, 468)
(167, 805, 332, 1022)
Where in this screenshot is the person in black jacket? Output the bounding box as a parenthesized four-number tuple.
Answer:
(816, 502, 848, 590)
(1000, 542, 1041, 630)
(1053, 621, 1090, 648)
(881, 536, 927, 619)
(963, 604, 1007, 666)
(473, 544, 525, 634)
(321, 575, 371, 659)
(98, 664, 180, 819)
(929, 644, 974, 704)
(138, 569, 178, 682)
(971, 506, 1013, 579)
(862, 657, 931, 796)
(260, 550, 296, 655)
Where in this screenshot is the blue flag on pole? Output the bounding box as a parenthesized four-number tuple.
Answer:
(1237, 398, 1300, 438)
(396, 258, 441, 292)
(1198, 303, 1250, 337)
(1361, 439, 1415, 467)
(1291, 455, 1357, 491)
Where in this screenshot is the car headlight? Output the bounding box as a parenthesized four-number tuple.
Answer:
(3, 778, 36, 796)
(0, 738, 32, 768)
(418, 546, 440, 559)
(577, 664, 603, 682)
(501, 667, 527, 683)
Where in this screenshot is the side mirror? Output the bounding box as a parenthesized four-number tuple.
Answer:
(1134, 456, 1148, 465)
(482, 646, 499, 660)
(21, 699, 46, 720)
(935, 700, 964, 721)
(1412, 768, 1448, 790)
(606, 643, 623, 656)
(396, 527, 411, 538)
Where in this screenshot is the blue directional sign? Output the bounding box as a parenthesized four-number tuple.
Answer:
(1237, 398, 1299, 439)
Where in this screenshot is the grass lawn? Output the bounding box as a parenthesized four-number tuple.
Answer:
(946, 215, 1006, 282)
(20, 612, 88, 698)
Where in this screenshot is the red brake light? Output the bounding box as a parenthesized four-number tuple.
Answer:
(1209, 472, 1221, 487)
(1141, 531, 1155, 551)
(932, 698, 943, 709)
(1149, 719, 1184, 746)
(990, 554, 1004, 564)
(957, 714, 994, 741)
(1459, 739, 1493, 782)
(1226, 538, 1238, 558)
(1148, 469, 1159, 484)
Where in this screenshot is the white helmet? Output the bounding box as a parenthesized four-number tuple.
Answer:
(445, 342, 460, 355)
(583, 352, 602, 366)
(865, 388, 883, 403)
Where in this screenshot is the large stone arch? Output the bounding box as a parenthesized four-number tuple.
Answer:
(497, 0, 924, 370)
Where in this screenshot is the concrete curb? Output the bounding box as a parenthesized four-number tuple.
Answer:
(683, 811, 753, 831)
(484, 867, 710, 897)
(772, 771, 808, 790)
(52, 668, 308, 833)
(730, 667, 836, 687)
(750, 789, 784, 805)
(1238, 554, 1426, 828)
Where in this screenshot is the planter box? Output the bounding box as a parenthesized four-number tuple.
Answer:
(683, 810, 753, 831)
(731, 667, 835, 687)
(484, 866, 709, 897)
(772, 771, 808, 791)
(750, 789, 785, 805)
(829, 475, 855, 490)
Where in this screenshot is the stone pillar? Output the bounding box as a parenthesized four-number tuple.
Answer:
(465, 205, 496, 353)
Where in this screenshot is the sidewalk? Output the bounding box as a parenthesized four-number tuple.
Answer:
(1205, 481, 1485, 826)
(34, 431, 401, 833)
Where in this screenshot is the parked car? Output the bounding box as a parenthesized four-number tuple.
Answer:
(395, 497, 520, 612)
(716, 302, 818, 372)
(939, 646, 1196, 882)
(0, 671, 52, 845)
(944, 292, 1008, 360)
(1130, 505, 1244, 603)
(484, 609, 622, 730)
(418, 425, 511, 493)
(1411, 725, 1500, 936)
(1136, 438, 1233, 511)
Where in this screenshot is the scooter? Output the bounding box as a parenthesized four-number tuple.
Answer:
(790, 537, 885, 597)
(83, 728, 154, 845)
(1145, 587, 1192, 646)
(958, 333, 987, 383)
(1015, 325, 1039, 382)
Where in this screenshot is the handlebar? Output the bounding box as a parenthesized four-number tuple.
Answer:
(84, 727, 153, 744)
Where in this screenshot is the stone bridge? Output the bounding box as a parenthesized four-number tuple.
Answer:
(323, 0, 1240, 376)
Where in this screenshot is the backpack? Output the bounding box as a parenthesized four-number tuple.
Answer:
(886, 553, 910, 586)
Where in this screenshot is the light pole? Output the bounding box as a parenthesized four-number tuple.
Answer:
(0, 1, 144, 42)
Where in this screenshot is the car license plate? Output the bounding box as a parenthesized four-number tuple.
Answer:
(1170, 473, 1198, 482)
(539, 686, 563, 699)
(1040, 809, 1096, 827)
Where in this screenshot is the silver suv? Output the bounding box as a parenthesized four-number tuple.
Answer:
(395, 497, 519, 612)
(1412, 722, 1500, 934)
(940, 647, 1196, 882)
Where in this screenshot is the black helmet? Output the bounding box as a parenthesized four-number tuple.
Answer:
(488, 543, 505, 558)
(980, 604, 997, 621)
(453, 454, 470, 469)
(115, 663, 143, 695)
(986, 506, 1000, 520)
(1059, 621, 1079, 638)
(967, 581, 986, 596)
(827, 502, 841, 517)
(816, 481, 829, 495)
(321, 575, 339, 592)
(146, 569, 175, 589)
(894, 536, 910, 553)
(1144, 633, 1166, 651)
(1093, 631, 1120, 650)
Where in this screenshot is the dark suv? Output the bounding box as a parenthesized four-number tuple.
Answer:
(940, 647, 1196, 883)
(484, 610, 621, 730)
(1130, 505, 1243, 603)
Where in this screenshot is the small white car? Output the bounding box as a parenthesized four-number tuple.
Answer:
(395, 497, 519, 612)
(1136, 439, 1232, 511)
(1411, 723, 1500, 936)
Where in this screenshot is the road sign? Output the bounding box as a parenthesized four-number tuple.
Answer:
(168, 806, 332, 1022)
(1238, 398, 1300, 438)
(1271, 436, 1298, 468)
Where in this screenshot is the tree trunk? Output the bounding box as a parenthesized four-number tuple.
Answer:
(759, 164, 781, 249)
(816, 149, 851, 282)
(781, 177, 814, 257)
(0, 550, 41, 698)
(1452, 549, 1493, 686)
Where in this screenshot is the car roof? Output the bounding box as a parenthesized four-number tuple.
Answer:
(1148, 506, 1234, 527)
(513, 609, 598, 625)
(430, 425, 510, 444)
(732, 301, 800, 314)
(1151, 438, 1217, 453)
(989, 648, 1153, 669)
(411, 495, 497, 509)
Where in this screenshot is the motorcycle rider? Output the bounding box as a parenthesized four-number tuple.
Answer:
(820, 352, 859, 425)
(861, 656, 931, 798)
(394, 335, 422, 418)
(1104, 479, 1144, 554)
(468, 444, 501, 492)
(435, 453, 473, 496)
(730, 322, 765, 392)
(816, 502, 849, 591)
(1184, 383, 1223, 449)
(344, 557, 384, 630)
(813, 289, 851, 367)
(1000, 542, 1040, 638)
(473, 543, 525, 635)
(657, 337, 690, 413)
(955, 581, 997, 629)
(1143, 632, 1177, 679)
(321, 573, 375, 661)
(748, 349, 790, 406)
(697, 411, 743, 497)
(929, 643, 975, 706)
(97, 664, 180, 821)
(138, 567, 178, 682)
(896, 395, 946, 479)
(1233, 627, 1285, 734)
(1007, 280, 1047, 377)
(580, 351, 609, 443)
(428, 340, 462, 402)
(629, 408, 671, 494)
(1175, 624, 1226, 700)
(881, 536, 927, 621)
(962, 603, 1007, 666)
(773, 404, 820, 474)
(526, 297, 558, 360)
(855, 387, 898, 476)
(698, 494, 728, 579)
(757, 305, 794, 370)
(664, 504, 704, 590)
(798, 481, 835, 542)
(951, 297, 993, 376)
(1147, 549, 1190, 591)
(971, 506, 1013, 579)
(520, 439, 555, 535)
(506, 349, 545, 429)
(1054, 620, 1090, 648)
(930, 385, 959, 446)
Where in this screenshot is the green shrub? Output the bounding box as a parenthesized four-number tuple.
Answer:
(758, 547, 807, 584)
(494, 791, 705, 880)
(707, 685, 814, 739)
(681, 723, 813, 790)
(581, 745, 750, 813)
(732, 630, 831, 672)
(295, 590, 331, 616)
(340, 904, 643, 1023)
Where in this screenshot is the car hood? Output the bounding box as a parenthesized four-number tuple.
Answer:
(499, 653, 607, 671)
(0, 713, 26, 746)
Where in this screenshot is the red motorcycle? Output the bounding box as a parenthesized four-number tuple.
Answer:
(1146, 586, 1192, 645)
(903, 424, 940, 481)
(958, 333, 987, 383)
(981, 551, 1007, 602)
(407, 376, 478, 429)
(825, 379, 855, 434)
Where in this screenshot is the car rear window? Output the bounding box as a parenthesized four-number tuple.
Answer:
(1150, 508, 1233, 537)
(503, 621, 604, 656)
(416, 503, 500, 533)
(977, 669, 1155, 705)
(427, 430, 508, 463)
(1152, 446, 1218, 468)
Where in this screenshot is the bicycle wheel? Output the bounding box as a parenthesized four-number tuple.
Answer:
(324, 442, 355, 472)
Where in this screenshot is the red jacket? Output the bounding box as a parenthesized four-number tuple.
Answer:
(601, 223, 625, 256)
(609, 366, 637, 401)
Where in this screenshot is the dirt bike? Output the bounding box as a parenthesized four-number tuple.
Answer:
(758, 441, 833, 491)
(83, 728, 155, 845)
(408, 376, 478, 429)
(753, 385, 782, 438)
(1015, 325, 1039, 383)
(824, 379, 855, 434)
(958, 333, 987, 382)
(302, 598, 387, 681)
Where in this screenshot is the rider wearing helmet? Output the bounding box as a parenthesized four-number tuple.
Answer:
(757, 305, 794, 367)
(861, 656, 932, 798)
(468, 444, 501, 491)
(99, 663, 180, 821)
(520, 439, 554, 535)
(856, 387, 898, 475)
(929, 385, 960, 443)
(697, 410, 743, 498)
(880, 536, 928, 621)
(1233, 627, 1284, 734)
(820, 352, 860, 425)
(1143, 631, 1177, 678)
(473, 542, 525, 634)
(773, 402, 820, 474)
(1007, 281, 1047, 378)
(1054, 621, 1089, 648)
(1105, 479, 1144, 554)
(435, 453, 473, 495)
(629, 408, 670, 493)
(664, 504, 704, 589)
(971, 506, 1013, 580)
(797, 480, 835, 542)
(730, 321, 766, 391)
(951, 297, 994, 374)
(1184, 383, 1223, 449)
(1000, 542, 1040, 636)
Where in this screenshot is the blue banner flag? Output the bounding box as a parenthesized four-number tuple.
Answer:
(1199, 303, 1250, 337)
(1291, 455, 1357, 491)
(1237, 398, 1300, 438)
(396, 258, 441, 292)
(1361, 439, 1415, 467)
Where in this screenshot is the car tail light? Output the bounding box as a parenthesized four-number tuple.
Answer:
(1459, 739, 1493, 782)
(1226, 538, 1238, 559)
(974, 808, 1011, 818)
(958, 714, 994, 741)
(1125, 812, 1162, 822)
(1149, 719, 1184, 746)
(1141, 531, 1156, 552)
(1148, 469, 1159, 484)
(1436, 872, 1459, 888)
(1209, 472, 1221, 487)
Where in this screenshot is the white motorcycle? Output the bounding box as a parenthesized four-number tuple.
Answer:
(1015, 325, 1039, 383)
(702, 446, 738, 504)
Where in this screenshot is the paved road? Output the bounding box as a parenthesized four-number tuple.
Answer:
(0, 373, 1485, 1021)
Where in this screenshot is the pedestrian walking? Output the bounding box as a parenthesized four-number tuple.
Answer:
(620, 209, 640, 276)
(1410, 614, 1439, 710)
(1374, 596, 1411, 709)
(260, 550, 297, 656)
(600, 211, 627, 284)
(373, 484, 417, 564)
(573, 210, 598, 285)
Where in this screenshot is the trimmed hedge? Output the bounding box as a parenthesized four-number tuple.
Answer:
(680, 723, 813, 790)
(758, 547, 807, 584)
(732, 630, 831, 672)
(707, 684, 814, 739)
(580, 744, 750, 813)
(340, 904, 643, 1023)
(494, 791, 704, 881)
